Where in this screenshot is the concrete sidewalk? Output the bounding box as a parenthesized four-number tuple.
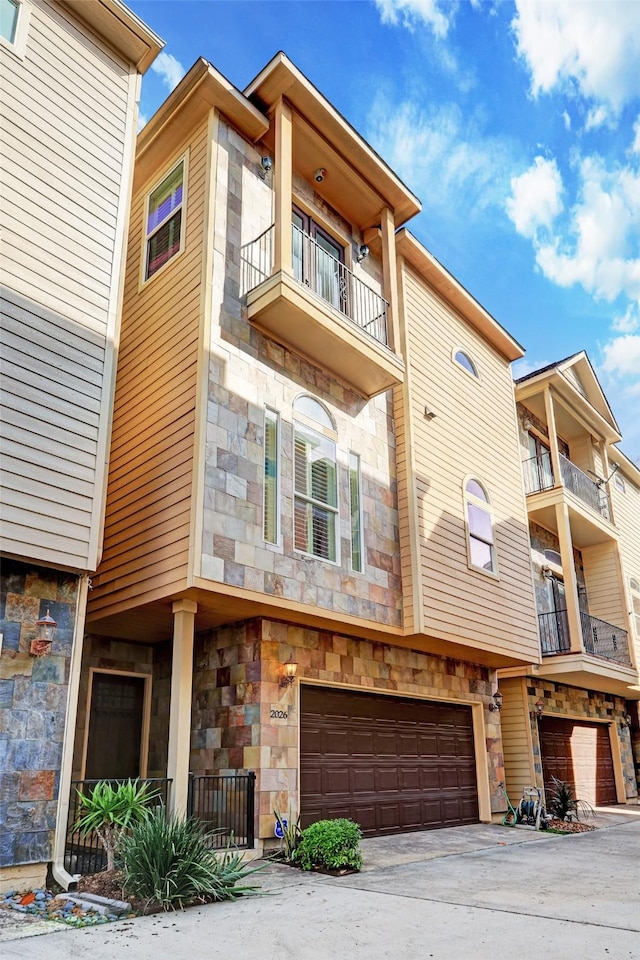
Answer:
(2, 817, 639, 960)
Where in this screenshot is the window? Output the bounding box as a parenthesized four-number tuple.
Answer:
(614, 472, 626, 494)
(544, 549, 562, 568)
(631, 578, 640, 640)
(292, 206, 345, 311)
(454, 350, 479, 378)
(349, 452, 363, 573)
(263, 408, 280, 545)
(293, 397, 338, 562)
(0, 0, 29, 56)
(144, 158, 186, 280)
(464, 479, 497, 573)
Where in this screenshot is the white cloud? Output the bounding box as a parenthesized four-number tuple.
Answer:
(612, 305, 640, 334)
(151, 51, 186, 92)
(601, 334, 640, 378)
(512, 1, 640, 123)
(506, 156, 563, 239)
(511, 356, 552, 380)
(584, 105, 610, 132)
(367, 98, 515, 221)
(562, 110, 571, 131)
(137, 112, 148, 132)
(373, 0, 452, 37)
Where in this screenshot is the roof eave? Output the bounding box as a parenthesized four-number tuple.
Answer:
(60, 0, 164, 73)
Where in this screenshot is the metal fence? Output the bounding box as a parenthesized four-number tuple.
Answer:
(538, 610, 571, 655)
(559, 454, 610, 519)
(187, 773, 255, 849)
(580, 611, 631, 665)
(522, 453, 555, 495)
(64, 778, 171, 875)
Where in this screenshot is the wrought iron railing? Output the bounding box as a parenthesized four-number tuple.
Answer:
(241, 223, 389, 347)
(64, 778, 171, 875)
(538, 610, 571, 655)
(559, 454, 610, 519)
(580, 611, 631, 665)
(187, 772, 255, 849)
(522, 453, 555, 495)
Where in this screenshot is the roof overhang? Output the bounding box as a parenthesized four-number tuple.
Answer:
(244, 52, 421, 229)
(61, 0, 163, 73)
(396, 230, 524, 362)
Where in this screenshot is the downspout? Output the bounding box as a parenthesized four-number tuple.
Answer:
(51, 575, 90, 890)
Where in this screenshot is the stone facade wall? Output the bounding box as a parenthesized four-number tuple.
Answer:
(529, 521, 587, 616)
(191, 617, 505, 843)
(525, 679, 638, 799)
(0, 559, 79, 870)
(200, 119, 401, 627)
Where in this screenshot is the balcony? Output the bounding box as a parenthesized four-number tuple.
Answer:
(241, 224, 404, 398)
(523, 453, 609, 519)
(538, 610, 631, 665)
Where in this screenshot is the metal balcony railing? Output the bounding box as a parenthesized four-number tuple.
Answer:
(559, 453, 610, 520)
(241, 224, 389, 348)
(521, 452, 610, 520)
(580, 611, 631, 665)
(538, 610, 571, 655)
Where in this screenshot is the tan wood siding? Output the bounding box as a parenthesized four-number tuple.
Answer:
(500, 677, 536, 801)
(567, 434, 593, 478)
(401, 265, 539, 662)
(582, 542, 626, 629)
(611, 470, 640, 665)
(88, 120, 210, 617)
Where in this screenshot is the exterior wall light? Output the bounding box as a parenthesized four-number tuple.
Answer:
(530, 699, 544, 720)
(620, 714, 632, 730)
(488, 689, 503, 712)
(260, 156, 273, 172)
(30, 609, 57, 657)
(280, 656, 298, 687)
(356, 244, 369, 262)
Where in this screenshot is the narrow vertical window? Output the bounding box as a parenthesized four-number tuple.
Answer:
(464, 479, 497, 574)
(145, 158, 185, 280)
(263, 408, 280, 544)
(0, 0, 19, 43)
(293, 425, 338, 561)
(349, 452, 363, 572)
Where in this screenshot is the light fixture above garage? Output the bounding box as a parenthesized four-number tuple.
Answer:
(30, 609, 57, 657)
(280, 655, 298, 687)
(530, 699, 544, 720)
(488, 689, 503, 712)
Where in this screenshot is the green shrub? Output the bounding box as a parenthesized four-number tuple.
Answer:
(294, 818, 362, 872)
(75, 779, 159, 872)
(547, 777, 594, 822)
(274, 807, 301, 862)
(119, 809, 262, 911)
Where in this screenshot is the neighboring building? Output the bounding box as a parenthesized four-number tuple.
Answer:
(499, 354, 640, 808)
(71, 52, 542, 857)
(0, 0, 162, 890)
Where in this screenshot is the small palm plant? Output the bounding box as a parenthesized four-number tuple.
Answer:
(75, 779, 159, 872)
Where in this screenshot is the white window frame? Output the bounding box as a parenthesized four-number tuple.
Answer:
(349, 451, 364, 574)
(452, 346, 480, 380)
(263, 406, 281, 546)
(141, 152, 188, 286)
(0, 0, 31, 59)
(464, 477, 498, 577)
(292, 397, 339, 565)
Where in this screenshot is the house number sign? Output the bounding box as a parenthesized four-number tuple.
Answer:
(270, 708, 288, 720)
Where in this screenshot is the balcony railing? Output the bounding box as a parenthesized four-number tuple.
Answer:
(538, 610, 571, 655)
(538, 610, 631, 665)
(580, 611, 631, 665)
(559, 454, 610, 520)
(522, 452, 610, 520)
(241, 224, 389, 347)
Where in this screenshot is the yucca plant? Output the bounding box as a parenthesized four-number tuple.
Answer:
(75, 779, 159, 872)
(274, 807, 302, 862)
(120, 809, 263, 911)
(547, 776, 595, 822)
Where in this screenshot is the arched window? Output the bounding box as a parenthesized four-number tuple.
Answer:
(293, 396, 338, 562)
(454, 350, 479, 378)
(464, 478, 496, 573)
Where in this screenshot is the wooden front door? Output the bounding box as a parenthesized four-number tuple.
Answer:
(84, 673, 145, 780)
(300, 686, 479, 837)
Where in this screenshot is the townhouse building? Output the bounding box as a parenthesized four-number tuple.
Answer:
(499, 355, 640, 807)
(0, 0, 162, 890)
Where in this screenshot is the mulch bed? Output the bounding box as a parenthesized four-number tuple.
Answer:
(544, 818, 596, 834)
(76, 870, 150, 914)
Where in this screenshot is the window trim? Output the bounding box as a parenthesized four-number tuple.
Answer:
(349, 451, 364, 574)
(463, 476, 498, 577)
(0, 0, 31, 59)
(140, 152, 188, 287)
(263, 406, 281, 546)
(452, 347, 480, 380)
(292, 399, 340, 565)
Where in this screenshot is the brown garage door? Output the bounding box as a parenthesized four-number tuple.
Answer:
(539, 717, 616, 806)
(300, 686, 479, 837)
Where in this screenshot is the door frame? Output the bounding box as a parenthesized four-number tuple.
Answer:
(80, 668, 152, 780)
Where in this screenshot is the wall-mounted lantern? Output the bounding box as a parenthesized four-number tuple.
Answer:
(279, 655, 298, 687)
(30, 609, 57, 657)
(530, 699, 544, 721)
(488, 689, 503, 712)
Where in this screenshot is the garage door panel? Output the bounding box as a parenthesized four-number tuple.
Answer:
(301, 686, 479, 837)
(539, 717, 616, 806)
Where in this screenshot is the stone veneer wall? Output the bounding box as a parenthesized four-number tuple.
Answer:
(191, 618, 506, 843)
(529, 522, 587, 615)
(199, 119, 401, 627)
(0, 559, 79, 872)
(526, 679, 638, 799)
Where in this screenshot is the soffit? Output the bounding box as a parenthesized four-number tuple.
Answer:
(61, 0, 163, 73)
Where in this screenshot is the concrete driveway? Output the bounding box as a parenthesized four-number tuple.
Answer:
(3, 814, 639, 960)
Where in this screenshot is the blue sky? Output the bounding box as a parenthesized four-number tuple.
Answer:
(128, 0, 640, 462)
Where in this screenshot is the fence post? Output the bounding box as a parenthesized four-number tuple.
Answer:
(246, 772, 256, 848)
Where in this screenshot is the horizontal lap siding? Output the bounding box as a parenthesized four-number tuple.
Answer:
(582, 543, 626, 630)
(611, 473, 640, 665)
(500, 677, 535, 801)
(88, 121, 210, 616)
(0, 0, 134, 571)
(402, 267, 539, 661)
